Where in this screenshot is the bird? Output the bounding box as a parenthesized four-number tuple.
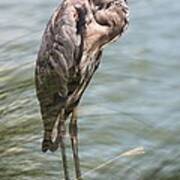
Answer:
(35, 0, 129, 179)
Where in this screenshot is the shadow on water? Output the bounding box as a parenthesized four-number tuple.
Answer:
(1, 0, 180, 179)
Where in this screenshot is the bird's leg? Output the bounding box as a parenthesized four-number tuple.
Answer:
(58, 109, 70, 180)
(69, 107, 82, 180)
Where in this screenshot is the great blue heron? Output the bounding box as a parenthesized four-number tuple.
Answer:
(35, 0, 129, 179)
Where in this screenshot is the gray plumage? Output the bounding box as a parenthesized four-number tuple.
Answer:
(35, 0, 129, 179)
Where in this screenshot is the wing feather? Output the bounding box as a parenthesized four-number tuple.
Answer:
(35, 2, 85, 152)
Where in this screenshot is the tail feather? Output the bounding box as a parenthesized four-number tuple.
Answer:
(42, 139, 59, 152)
(40, 103, 63, 153)
(42, 118, 60, 153)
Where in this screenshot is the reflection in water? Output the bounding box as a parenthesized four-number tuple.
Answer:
(0, 0, 180, 179)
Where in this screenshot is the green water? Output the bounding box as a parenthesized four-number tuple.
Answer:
(1, 0, 180, 179)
